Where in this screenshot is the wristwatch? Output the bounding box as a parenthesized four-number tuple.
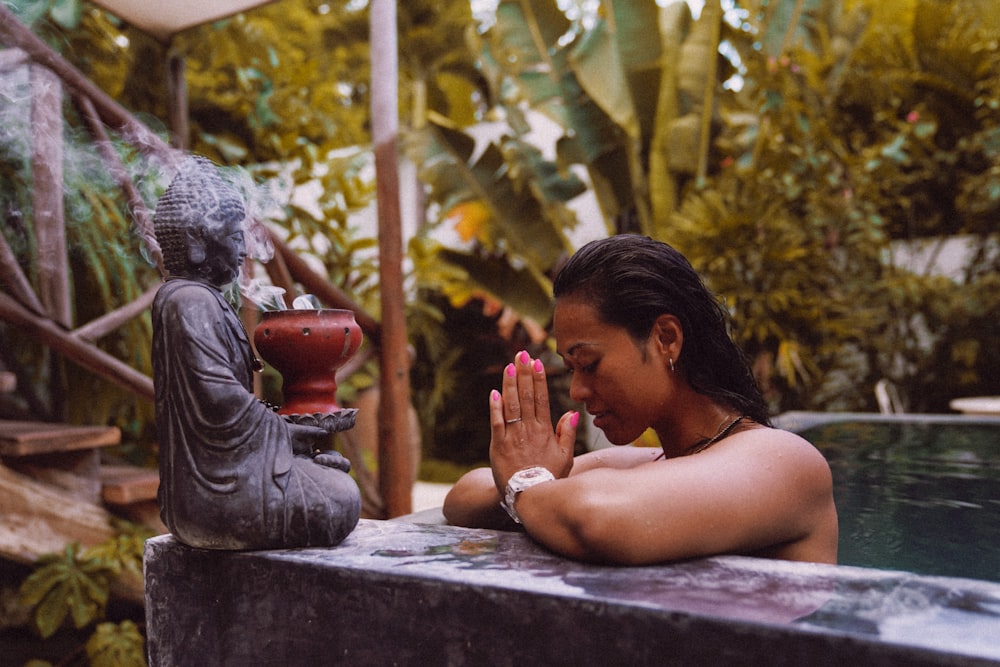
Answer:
(501, 466, 556, 524)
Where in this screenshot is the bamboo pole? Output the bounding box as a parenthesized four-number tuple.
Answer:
(371, 0, 413, 518)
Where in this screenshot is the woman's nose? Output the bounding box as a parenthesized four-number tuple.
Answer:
(568, 374, 590, 402)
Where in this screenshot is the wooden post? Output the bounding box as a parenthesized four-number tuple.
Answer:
(30, 62, 69, 420)
(166, 49, 189, 150)
(30, 63, 68, 325)
(371, 0, 412, 517)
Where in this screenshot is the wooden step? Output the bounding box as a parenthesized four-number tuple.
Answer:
(0, 419, 121, 457)
(100, 464, 159, 505)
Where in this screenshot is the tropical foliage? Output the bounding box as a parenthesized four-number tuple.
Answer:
(410, 0, 1000, 415)
(16, 521, 152, 666)
(4, 0, 1000, 660)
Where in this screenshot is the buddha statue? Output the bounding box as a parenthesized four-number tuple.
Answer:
(151, 155, 361, 550)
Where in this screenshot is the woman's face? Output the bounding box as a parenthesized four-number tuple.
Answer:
(553, 297, 673, 445)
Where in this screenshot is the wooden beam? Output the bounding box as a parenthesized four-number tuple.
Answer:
(0, 291, 154, 402)
(258, 251, 297, 309)
(0, 5, 171, 158)
(0, 462, 114, 563)
(75, 94, 165, 276)
(0, 462, 145, 603)
(0, 220, 46, 316)
(166, 52, 189, 150)
(0, 419, 121, 457)
(30, 63, 69, 327)
(73, 284, 158, 343)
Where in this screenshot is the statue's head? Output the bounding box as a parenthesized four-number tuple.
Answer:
(154, 156, 247, 288)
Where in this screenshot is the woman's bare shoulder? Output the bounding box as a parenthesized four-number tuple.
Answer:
(557, 425, 835, 562)
(725, 425, 831, 474)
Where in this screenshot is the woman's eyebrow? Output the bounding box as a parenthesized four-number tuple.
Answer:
(560, 342, 596, 358)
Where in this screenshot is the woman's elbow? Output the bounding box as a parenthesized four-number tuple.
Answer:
(527, 488, 631, 563)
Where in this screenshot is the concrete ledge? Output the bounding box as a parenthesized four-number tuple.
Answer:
(144, 520, 1000, 666)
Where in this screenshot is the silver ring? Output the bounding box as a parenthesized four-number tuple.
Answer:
(505, 417, 522, 424)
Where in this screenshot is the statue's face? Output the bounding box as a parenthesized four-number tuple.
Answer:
(200, 214, 247, 288)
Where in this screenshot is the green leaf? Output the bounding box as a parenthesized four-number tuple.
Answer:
(19, 543, 112, 638)
(569, 0, 661, 141)
(490, 0, 573, 127)
(87, 621, 148, 667)
(437, 248, 554, 326)
(405, 123, 574, 270)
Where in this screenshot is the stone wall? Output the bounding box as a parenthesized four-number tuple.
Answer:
(145, 519, 1000, 666)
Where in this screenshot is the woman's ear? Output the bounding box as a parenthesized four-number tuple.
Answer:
(651, 314, 683, 362)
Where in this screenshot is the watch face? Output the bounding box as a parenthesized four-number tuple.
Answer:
(504, 467, 555, 524)
(510, 466, 554, 491)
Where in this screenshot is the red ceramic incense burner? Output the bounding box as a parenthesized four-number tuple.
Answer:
(253, 309, 363, 416)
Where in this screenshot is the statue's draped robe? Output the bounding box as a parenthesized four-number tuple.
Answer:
(152, 279, 360, 549)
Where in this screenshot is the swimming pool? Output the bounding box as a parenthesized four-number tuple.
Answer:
(775, 412, 1000, 583)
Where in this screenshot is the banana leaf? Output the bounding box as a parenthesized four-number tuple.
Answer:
(436, 247, 554, 326)
(648, 0, 693, 233)
(491, 0, 573, 128)
(406, 121, 581, 270)
(569, 0, 661, 142)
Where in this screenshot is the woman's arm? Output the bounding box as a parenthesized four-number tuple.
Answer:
(510, 429, 837, 565)
(444, 350, 660, 529)
(442, 445, 660, 529)
(442, 467, 514, 529)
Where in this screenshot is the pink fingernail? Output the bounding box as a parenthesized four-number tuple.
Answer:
(505, 363, 516, 377)
(571, 411, 580, 428)
(533, 359, 543, 373)
(518, 350, 530, 365)
(491, 389, 500, 401)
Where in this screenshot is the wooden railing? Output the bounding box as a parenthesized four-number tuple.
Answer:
(0, 7, 406, 521)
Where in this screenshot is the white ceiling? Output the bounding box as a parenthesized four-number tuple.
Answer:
(88, 0, 278, 42)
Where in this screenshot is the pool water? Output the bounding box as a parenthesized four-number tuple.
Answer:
(791, 416, 1000, 582)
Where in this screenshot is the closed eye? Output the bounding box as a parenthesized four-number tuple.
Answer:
(567, 359, 598, 375)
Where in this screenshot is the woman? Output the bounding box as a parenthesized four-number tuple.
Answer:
(443, 235, 838, 565)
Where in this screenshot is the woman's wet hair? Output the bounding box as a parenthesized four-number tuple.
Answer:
(553, 234, 770, 425)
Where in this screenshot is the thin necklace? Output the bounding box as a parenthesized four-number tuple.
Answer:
(685, 415, 745, 456)
(655, 414, 747, 460)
